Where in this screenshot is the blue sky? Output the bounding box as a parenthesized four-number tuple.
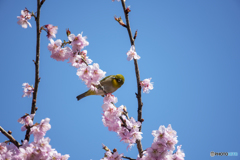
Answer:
(1, 0, 240, 159)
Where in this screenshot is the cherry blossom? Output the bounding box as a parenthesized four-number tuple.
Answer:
(50, 46, 71, 61)
(68, 33, 89, 52)
(48, 39, 71, 61)
(126, 45, 140, 61)
(47, 39, 62, 53)
(18, 114, 35, 131)
(103, 93, 118, 104)
(22, 83, 34, 97)
(76, 64, 93, 83)
(140, 78, 153, 93)
(30, 118, 51, 141)
(172, 145, 185, 160)
(45, 24, 58, 39)
(17, 8, 32, 28)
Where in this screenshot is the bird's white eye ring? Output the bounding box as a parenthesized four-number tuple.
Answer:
(117, 79, 121, 82)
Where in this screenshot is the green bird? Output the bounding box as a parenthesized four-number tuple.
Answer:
(76, 74, 125, 101)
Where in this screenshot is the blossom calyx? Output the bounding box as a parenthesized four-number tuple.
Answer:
(102, 144, 110, 151)
(66, 28, 71, 36)
(125, 6, 131, 14)
(114, 16, 126, 27)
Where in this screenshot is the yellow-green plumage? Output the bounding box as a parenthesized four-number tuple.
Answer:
(76, 74, 125, 101)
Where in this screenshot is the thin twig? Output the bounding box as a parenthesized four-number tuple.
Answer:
(98, 84, 108, 95)
(119, 116, 131, 132)
(80, 55, 89, 66)
(40, 0, 45, 7)
(120, 0, 143, 157)
(122, 110, 129, 120)
(0, 126, 21, 148)
(133, 30, 138, 40)
(25, 0, 42, 141)
(61, 40, 71, 47)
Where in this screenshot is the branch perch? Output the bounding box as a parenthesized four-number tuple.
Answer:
(25, 0, 42, 141)
(0, 126, 21, 148)
(120, 0, 143, 157)
(122, 156, 136, 160)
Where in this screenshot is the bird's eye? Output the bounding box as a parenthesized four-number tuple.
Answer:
(117, 79, 121, 83)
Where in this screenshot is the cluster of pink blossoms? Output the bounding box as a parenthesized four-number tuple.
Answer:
(17, 8, 31, 29)
(48, 33, 91, 63)
(137, 125, 185, 160)
(48, 39, 71, 62)
(102, 94, 142, 149)
(0, 115, 69, 160)
(22, 83, 34, 98)
(140, 78, 154, 93)
(48, 32, 106, 91)
(77, 63, 106, 91)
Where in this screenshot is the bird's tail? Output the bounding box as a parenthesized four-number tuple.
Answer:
(76, 90, 94, 101)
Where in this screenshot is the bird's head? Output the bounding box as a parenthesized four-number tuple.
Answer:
(113, 74, 125, 88)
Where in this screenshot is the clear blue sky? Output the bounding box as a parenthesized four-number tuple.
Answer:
(1, 0, 240, 159)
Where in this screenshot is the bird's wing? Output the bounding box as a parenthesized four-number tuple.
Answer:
(100, 75, 114, 83)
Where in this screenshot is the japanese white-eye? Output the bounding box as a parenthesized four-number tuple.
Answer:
(76, 74, 125, 101)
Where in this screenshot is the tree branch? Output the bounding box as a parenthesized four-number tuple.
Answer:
(120, 0, 143, 157)
(25, 0, 42, 141)
(0, 126, 21, 148)
(40, 0, 45, 7)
